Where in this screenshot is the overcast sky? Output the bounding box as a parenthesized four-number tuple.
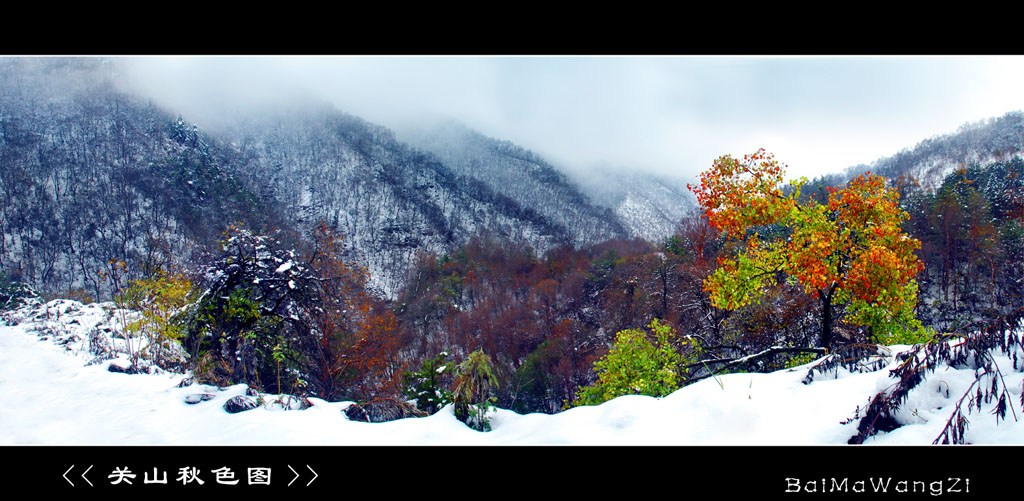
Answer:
(116, 56, 1024, 181)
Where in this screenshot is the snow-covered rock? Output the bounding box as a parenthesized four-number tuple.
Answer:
(223, 396, 259, 414)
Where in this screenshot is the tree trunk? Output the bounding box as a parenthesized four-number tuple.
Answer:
(819, 289, 833, 351)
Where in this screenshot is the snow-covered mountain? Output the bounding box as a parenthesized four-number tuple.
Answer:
(202, 106, 573, 296)
(0, 58, 702, 300)
(0, 59, 585, 298)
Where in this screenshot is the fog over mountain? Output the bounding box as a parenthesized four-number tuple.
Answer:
(114, 56, 1024, 181)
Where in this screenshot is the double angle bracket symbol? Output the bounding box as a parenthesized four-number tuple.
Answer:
(63, 465, 94, 487)
(288, 464, 318, 487)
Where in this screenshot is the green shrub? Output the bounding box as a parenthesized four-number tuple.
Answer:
(570, 319, 690, 407)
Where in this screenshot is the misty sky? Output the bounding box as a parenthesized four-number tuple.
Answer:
(116, 56, 1024, 181)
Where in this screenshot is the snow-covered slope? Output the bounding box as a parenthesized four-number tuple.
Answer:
(3, 299, 1023, 445)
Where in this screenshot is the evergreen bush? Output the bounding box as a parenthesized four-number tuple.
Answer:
(402, 351, 453, 415)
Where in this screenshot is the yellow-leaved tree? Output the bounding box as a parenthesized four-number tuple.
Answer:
(120, 270, 195, 369)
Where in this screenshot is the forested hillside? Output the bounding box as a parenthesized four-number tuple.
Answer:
(846, 111, 1024, 191)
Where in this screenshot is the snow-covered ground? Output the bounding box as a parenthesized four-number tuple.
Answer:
(2, 299, 1023, 445)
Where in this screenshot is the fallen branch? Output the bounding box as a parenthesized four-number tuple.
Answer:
(685, 346, 827, 383)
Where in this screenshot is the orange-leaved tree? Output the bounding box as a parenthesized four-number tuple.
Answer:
(688, 149, 929, 349)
